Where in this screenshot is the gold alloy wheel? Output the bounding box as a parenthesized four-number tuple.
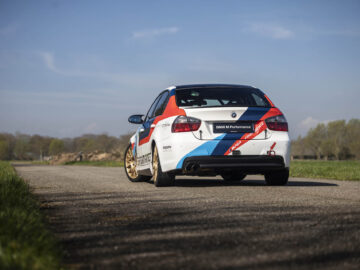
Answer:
(125, 147, 138, 179)
(152, 147, 159, 183)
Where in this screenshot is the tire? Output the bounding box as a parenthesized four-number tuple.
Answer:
(265, 169, 289, 186)
(152, 145, 175, 187)
(221, 172, 246, 181)
(124, 144, 151, 182)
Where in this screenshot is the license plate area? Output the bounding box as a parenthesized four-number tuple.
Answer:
(213, 122, 254, 133)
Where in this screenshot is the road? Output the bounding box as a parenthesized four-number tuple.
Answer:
(14, 164, 360, 270)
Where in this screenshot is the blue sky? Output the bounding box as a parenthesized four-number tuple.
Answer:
(0, 0, 359, 138)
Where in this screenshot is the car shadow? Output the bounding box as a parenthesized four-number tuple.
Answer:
(173, 178, 338, 187)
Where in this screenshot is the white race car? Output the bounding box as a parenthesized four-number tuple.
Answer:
(124, 84, 290, 187)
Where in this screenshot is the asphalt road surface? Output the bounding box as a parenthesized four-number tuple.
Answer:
(14, 164, 360, 270)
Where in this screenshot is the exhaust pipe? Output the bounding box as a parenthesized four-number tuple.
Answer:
(185, 163, 200, 173)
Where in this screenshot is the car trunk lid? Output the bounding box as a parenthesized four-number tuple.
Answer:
(183, 107, 270, 140)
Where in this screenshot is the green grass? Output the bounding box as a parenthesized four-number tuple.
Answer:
(290, 160, 360, 181)
(0, 161, 63, 270)
(64, 160, 124, 167)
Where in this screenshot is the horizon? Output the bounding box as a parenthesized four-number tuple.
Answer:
(1, 0, 359, 139)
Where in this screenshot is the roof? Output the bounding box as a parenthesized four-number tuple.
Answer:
(175, 84, 254, 90)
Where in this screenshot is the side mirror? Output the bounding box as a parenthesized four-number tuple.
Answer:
(128, 114, 144, 124)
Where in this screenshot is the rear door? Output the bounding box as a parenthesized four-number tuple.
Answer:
(137, 94, 162, 167)
(137, 91, 169, 167)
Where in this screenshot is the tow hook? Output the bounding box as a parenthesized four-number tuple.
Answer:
(267, 142, 276, 156)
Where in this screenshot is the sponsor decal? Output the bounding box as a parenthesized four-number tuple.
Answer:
(137, 153, 151, 166)
(163, 145, 172, 152)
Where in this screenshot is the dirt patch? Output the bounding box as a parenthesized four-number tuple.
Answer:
(50, 151, 122, 165)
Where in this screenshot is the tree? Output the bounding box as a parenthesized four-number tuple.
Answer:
(346, 119, 360, 159)
(304, 124, 327, 159)
(0, 140, 10, 160)
(327, 120, 347, 160)
(29, 135, 52, 159)
(49, 139, 65, 155)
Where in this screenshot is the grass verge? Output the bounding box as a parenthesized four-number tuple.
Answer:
(290, 160, 360, 181)
(0, 161, 63, 270)
(64, 160, 123, 167)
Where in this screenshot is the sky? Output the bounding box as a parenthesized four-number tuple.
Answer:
(0, 0, 359, 139)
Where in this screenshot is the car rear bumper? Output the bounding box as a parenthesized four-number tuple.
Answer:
(182, 155, 285, 174)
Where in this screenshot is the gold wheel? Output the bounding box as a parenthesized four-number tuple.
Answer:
(152, 147, 159, 183)
(125, 146, 138, 179)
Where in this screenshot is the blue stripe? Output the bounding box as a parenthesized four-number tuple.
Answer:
(176, 134, 225, 169)
(210, 107, 270, 155)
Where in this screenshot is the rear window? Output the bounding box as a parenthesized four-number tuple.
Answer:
(175, 87, 271, 108)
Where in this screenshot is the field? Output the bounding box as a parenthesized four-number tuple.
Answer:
(0, 162, 63, 270)
(64, 159, 360, 181)
(290, 160, 360, 181)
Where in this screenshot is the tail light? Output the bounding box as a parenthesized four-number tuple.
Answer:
(172, 116, 201, 132)
(265, 115, 288, 131)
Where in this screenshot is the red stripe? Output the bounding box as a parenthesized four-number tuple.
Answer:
(264, 95, 275, 107)
(270, 142, 276, 150)
(139, 95, 186, 146)
(224, 108, 282, 155)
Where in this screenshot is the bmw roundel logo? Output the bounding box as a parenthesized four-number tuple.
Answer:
(231, 112, 237, 118)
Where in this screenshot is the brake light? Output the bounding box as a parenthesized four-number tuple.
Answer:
(265, 115, 288, 131)
(172, 116, 201, 132)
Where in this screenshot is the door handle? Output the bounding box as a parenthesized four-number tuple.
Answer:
(150, 124, 156, 128)
(139, 128, 145, 133)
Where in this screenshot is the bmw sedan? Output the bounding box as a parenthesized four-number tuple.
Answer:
(124, 84, 290, 187)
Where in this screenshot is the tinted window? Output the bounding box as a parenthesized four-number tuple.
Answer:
(145, 95, 162, 121)
(154, 92, 169, 117)
(175, 87, 270, 108)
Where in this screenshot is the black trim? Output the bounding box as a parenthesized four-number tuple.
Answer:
(182, 155, 285, 174)
(175, 84, 254, 89)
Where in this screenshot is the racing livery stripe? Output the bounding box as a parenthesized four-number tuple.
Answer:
(210, 107, 271, 155)
(176, 134, 226, 169)
(264, 94, 275, 107)
(139, 92, 185, 146)
(223, 107, 283, 155)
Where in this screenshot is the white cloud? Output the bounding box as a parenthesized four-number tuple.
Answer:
(132, 27, 179, 39)
(84, 122, 98, 133)
(37, 51, 171, 89)
(298, 116, 331, 131)
(299, 116, 320, 130)
(246, 23, 294, 39)
(38, 51, 58, 72)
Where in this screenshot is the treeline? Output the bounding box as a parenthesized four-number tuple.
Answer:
(292, 119, 360, 160)
(0, 133, 132, 160)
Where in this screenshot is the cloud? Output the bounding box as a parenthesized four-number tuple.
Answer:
(246, 23, 294, 39)
(38, 51, 58, 72)
(132, 27, 179, 39)
(37, 51, 171, 89)
(298, 116, 331, 131)
(84, 122, 98, 133)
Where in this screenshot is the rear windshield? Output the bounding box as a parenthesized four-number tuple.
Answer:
(175, 87, 271, 108)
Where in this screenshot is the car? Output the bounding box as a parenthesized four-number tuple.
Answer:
(124, 84, 290, 187)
